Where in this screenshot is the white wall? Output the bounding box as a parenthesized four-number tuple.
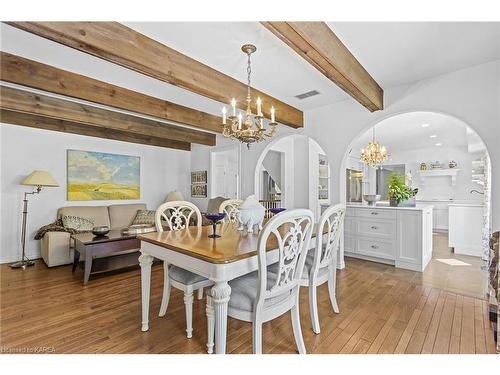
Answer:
(0, 124, 190, 263)
(376, 146, 483, 201)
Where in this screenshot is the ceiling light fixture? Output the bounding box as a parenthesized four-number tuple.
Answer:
(220, 44, 277, 148)
(429, 134, 437, 138)
(435, 143, 442, 146)
(360, 125, 389, 167)
(421, 123, 430, 128)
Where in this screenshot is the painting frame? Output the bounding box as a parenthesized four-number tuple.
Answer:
(191, 184, 207, 198)
(191, 170, 208, 184)
(67, 149, 141, 201)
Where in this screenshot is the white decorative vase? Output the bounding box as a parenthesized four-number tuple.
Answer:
(237, 195, 265, 234)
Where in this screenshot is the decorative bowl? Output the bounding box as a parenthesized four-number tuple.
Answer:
(363, 195, 381, 206)
(204, 212, 226, 238)
(204, 212, 226, 223)
(269, 207, 286, 215)
(92, 226, 110, 236)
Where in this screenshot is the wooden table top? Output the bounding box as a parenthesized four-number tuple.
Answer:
(72, 230, 136, 245)
(139, 222, 323, 264)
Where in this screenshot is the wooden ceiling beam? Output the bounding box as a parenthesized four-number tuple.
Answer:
(0, 86, 215, 146)
(6, 22, 304, 128)
(261, 22, 383, 112)
(0, 51, 222, 133)
(0, 109, 191, 151)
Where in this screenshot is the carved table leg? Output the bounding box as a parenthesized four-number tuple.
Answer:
(212, 281, 231, 354)
(206, 289, 214, 354)
(139, 253, 154, 332)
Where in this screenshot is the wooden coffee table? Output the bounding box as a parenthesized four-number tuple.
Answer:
(72, 230, 141, 284)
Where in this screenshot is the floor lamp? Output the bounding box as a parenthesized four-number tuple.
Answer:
(11, 170, 59, 269)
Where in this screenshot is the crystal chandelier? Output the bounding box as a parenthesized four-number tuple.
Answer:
(221, 44, 277, 148)
(360, 126, 389, 167)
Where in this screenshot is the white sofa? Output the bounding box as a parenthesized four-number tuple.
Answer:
(41, 203, 146, 267)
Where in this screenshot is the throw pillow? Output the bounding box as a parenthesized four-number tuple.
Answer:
(132, 209, 156, 226)
(61, 215, 94, 232)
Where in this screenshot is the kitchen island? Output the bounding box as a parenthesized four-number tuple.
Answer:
(343, 203, 434, 272)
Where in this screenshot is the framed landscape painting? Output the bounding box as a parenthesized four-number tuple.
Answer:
(67, 150, 140, 201)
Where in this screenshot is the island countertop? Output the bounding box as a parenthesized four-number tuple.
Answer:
(346, 202, 434, 211)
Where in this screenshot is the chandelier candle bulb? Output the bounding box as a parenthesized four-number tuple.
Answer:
(231, 98, 236, 117)
(271, 106, 275, 123)
(256, 97, 262, 116)
(222, 107, 227, 124)
(238, 113, 242, 129)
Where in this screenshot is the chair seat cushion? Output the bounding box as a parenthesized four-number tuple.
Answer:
(301, 247, 330, 279)
(169, 266, 207, 285)
(228, 265, 289, 313)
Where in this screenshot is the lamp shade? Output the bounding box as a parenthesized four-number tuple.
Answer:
(165, 190, 185, 202)
(21, 170, 59, 187)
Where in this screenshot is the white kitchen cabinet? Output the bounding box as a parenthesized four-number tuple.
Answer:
(343, 204, 433, 272)
(448, 203, 483, 257)
(417, 200, 450, 230)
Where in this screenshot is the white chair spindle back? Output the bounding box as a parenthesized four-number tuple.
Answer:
(155, 201, 202, 232)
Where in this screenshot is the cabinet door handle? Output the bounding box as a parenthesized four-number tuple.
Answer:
(371, 245, 379, 249)
(371, 226, 379, 230)
(371, 212, 378, 215)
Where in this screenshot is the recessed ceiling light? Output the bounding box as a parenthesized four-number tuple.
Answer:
(422, 123, 430, 128)
(435, 143, 442, 146)
(429, 134, 437, 138)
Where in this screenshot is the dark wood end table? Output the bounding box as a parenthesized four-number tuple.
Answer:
(72, 230, 141, 284)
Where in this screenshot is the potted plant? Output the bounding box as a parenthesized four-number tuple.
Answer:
(387, 173, 419, 207)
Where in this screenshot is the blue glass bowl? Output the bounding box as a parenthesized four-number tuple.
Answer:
(204, 212, 226, 238)
(269, 207, 286, 215)
(204, 212, 226, 222)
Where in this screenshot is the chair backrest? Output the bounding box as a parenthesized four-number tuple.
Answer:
(155, 201, 202, 232)
(311, 204, 346, 272)
(219, 199, 243, 223)
(255, 209, 314, 309)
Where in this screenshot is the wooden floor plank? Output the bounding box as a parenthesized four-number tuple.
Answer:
(432, 293, 457, 353)
(460, 296, 477, 354)
(421, 290, 447, 353)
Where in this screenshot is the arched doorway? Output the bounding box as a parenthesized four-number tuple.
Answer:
(254, 134, 331, 220)
(339, 111, 492, 297)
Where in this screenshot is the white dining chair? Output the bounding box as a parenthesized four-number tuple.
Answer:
(155, 200, 213, 338)
(219, 199, 243, 224)
(206, 208, 314, 354)
(300, 204, 345, 334)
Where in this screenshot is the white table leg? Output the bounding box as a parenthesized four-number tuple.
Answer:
(211, 281, 231, 354)
(139, 253, 154, 332)
(206, 289, 214, 354)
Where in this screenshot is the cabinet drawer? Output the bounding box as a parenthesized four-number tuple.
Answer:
(356, 218, 396, 239)
(356, 238, 395, 260)
(356, 208, 396, 220)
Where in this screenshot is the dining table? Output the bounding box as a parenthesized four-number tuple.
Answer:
(138, 221, 325, 354)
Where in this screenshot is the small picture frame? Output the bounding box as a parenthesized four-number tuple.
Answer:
(191, 170, 207, 184)
(191, 184, 207, 198)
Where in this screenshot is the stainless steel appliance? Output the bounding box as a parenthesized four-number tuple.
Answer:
(346, 169, 363, 203)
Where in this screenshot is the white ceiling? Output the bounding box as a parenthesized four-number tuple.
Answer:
(126, 22, 500, 110)
(329, 22, 500, 87)
(350, 112, 486, 154)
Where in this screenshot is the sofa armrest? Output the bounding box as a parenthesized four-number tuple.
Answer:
(41, 231, 73, 267)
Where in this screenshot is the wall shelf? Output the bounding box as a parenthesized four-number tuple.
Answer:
(419, 169, 461, 186)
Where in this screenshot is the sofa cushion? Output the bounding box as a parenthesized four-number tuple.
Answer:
(61, 215, 94, 232)
(108, 203, 146, 230)
(58, 206, 110, 228)
(132, 209, 156, 226)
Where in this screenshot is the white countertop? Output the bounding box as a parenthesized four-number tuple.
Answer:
(448, 203, 483, 207)
(347, 202, 433, 211)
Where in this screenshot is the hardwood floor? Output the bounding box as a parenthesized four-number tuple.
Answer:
(1, 251, 496, 354)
